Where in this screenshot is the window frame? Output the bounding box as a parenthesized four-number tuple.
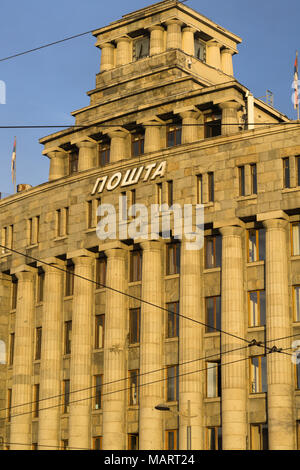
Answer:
(65, 263, 75, 297)
(291, 222, 300, 256)
(33, 384, 40, 418)
(94, 374, 103, 410)
(250, 163, 257, 195)
(131, 132, 145, 157)
(133, 36, 150, 60)
(166, 123, 182, 148)
(129, 308, 140, 345)
(206, 361, 221, 398)
(63, 379, 70, 414)
(208, 172, 214, 202)
(99, 142, 110, 166)
(95, 314, 105, 350)
(64, 320, 72, 355)
(250, 423, 268, 450)
(204, 235, 222, 269)
(166, 243, 180, 275)
(205, 296, 221, 333)
(130, 250, 142, 282)
(93, 436, 102, 450)
(166, 301, 179, 339)
(248, 290, 266, 327)
(283, 157, 290, 189)
(293, 285, 300, 322)
(35, 327, 42, 361)
(128, 434, 139, 450)
(166, 365, 179, 402)
(129, 369, 139, 406)
(165, 430, 178, 450)
(247, 228, 266, 263)
(239, 165, 245, 196)
(205, 427, 222, 450)
(249, 355, 267, 394)
(9, 332, 15, 366)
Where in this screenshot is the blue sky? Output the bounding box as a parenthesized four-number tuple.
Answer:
(0, 0, 299, 196)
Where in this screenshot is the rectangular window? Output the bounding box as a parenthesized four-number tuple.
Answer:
(239, 166, 245, 196)
(120, 192, 127, 221)
(33, 384, 40, 418)
(204, 115, 221, 138)
(56, 208, 68, 238)
(134, 37, 150, 60)
(93, 437, 102, 450)
(131, 189, 136, 207)
(28, 216, 40, 245)
(32, 443, 38, 451)
(296, 362, 300, 390)
(251, 163, 257, 194)
(205, 235, 222, 269)
(128, 434, 139, 450)
(35, 327, 42, 361)
(291, 222, 300, 256)
(248, 290, 266, 327)
(65, 263, 75, 296)
(167, 123, 182, 148)
(129, 308, 140, 345)
(297, 421, 300, 450)
(61, 439, 69, 450)
(294, 286, 300, 322)
(99, 143, 110, 166)
(95, 314, 105, 349)
(64, 321, 72, 355)
(194, 38, 206, 62)
(250, 424, 268, 450)
(69, 151, 78, 174)
(165, 430, 178, 450)
(11, 278, 18, 310)
(37, 270, 45, 303)
(283, 157, 290, 188)
(206, 427, 222, 450)
(132, 133, 145, 157)
(7, 389, 12, 422)
(205, 296, 221, 333)
(247, 228, 266, 262)
(87, 200, 94, 229)
(206, 362, 221, 398)
(9, 333, 14, 366)
(297, 156, 300, 187)
(96, 256, 106, 288)
(63, 380, 70, 414)
(197, 175, 203, 204)
(166, 302, 179, 338)
(129, 370, 139, 406)
(166, 365, 179, 402)
(94, 375, 102, 410)
(130, 250, 142, 282)
(157, 182, 163, 205)
(208, 172, 214, 202)
(166, 243, 180, 275)
(250, 356, 267, 394)
(167, 180, 173, 206)
(1, 225, 13, 254)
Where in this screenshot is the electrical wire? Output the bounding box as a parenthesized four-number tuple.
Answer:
(0, 441, 92, 451)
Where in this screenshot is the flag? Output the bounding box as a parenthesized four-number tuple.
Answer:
(11, 137, 16, 185)
(294, 51, 299, 110)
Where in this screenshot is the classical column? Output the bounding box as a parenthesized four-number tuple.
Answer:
(102, 247, 127, 450)
(220, 101, 240, 136)
(180, 110, 201, 144)
(221, 48, 234, 76)
(143, 119, 162, 153)
(68, 252, 95, 450)
(100, 42, 115, 72)
(46, 150, 68, 181)
(139, 241, 164, 450)
(38, 259, 64, 450)
(166, 19, 183, 50)
(10, 266, 36, 450)
(263, 218, 294, 450)
(219, 225, 247, 450)
(116, 37, 132, 66)
(107, 129, 129, 163)
(77, 140, 97, 172)
(206, 40, 221, 69)
(182, 27, 196, 56)
(179, 238, 203, 450)
(149, 25, 165, 55)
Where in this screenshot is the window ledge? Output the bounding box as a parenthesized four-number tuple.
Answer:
(291, 255, 300, 261)
(282, 187, 300, 194)
(204, 331, 220, 338)
(10, 309, 16, 314)
(203, 202, 214, 208)
(93, 348, 104, 353)
(164, 274, 180, 280)
(292, 322, 300, 327)
(84, 228, 96, 234)
(95, 288, 106, 293)
(246, 261, 265, 267)
(128, 281, 142, 287)
(35, 302, 43, 307)
(164, 337, 179, 343)
(54, 236, 68, 242)
(249, 393, 267, 399)
(204, 397, 221, 403)
(128, 343, 140, 349)
(0, 252, 12, 259)
(203, 267, 221, 274)
(63, 296, 73, 301)
(236, 194, 257, 202)
(128, 405, 139, 410)
(247, 326, 265, 333)
(26, 244, 38, 249)
(92, 408, 103, 414)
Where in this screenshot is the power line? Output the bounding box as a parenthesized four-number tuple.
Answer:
(0, 441, 92, 451)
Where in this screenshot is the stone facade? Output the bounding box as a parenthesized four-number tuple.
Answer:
(0, 0, 299, 451)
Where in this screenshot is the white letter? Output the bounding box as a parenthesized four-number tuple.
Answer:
(292, 340, 300, 365)
(143, 162, 157, 182)
(184, 204, 204, 251)
(91, 176, 108, 195)
(160, 203, 182, 240)
(96, 204, 116, 240)
(121, 166, 144, 187)
(107, 172, 122, 191)
(150, 204, 160, 240)
(151, 161, 166, 180)
(119, 194, 127, 240)
(128, 204, 149, 240)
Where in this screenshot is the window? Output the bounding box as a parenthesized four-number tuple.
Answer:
(297, 421, 300, 450)
(61, 439, 69, 450)
(251, 163, 257, 194)
(129, 370, 139, 405)
(165, 430, 178, 450)
(297, 156, 300, 187)
(99, 142, 110, 166)
(1, 225, 13, 254)
(128, 434, 139, 450)
(205, 235, 222, 269)
(132, 132, 145, 157)
(87, 200, 94, 229)
(32, 443, 38, 451)
(94, 375, 102, 410)
(206, 362, 221, 398)
(166, 365, 179, 402)
(250, 356, 267, 394)
(239, 166, 245, 196)
(7, 389, 12, 422)
(205, 427, 222, 450)
(133, 36, 150, 60)
(93, 437, 102, 450)
(294, 286, 300, 322)
(197, 175, 203, 204)
(56, 207, 69, 238)
(204, 115, 221, 138)
(283, 157, 290, 188)
(194, 38, 206, 61)
(250, 424, 268, 450)
(167, 180, 173, 206)
(9, 333, 14, 366)
(35, 327, 42, 361)
(65, 263, 74, 296)
(157, 182, 163, 205)
(291, 222, 300, 256)
(166, 302, 179, 338)
(166, 243, 180, 275)
(69, 151, 78, 174)
(28, 216, 40, 245)
(130, 189, 136, 207)
(120, 192, 127, 221)
(64, 321, 72, 355)
(167, 123, 182, 148)
(11, 278, 18, 310)
(95, 314, 105, 349)
(37, 270, 45, 303)
(205, 296, 221, 333)
(296, 362, 300, 390)
(96, 256, 106, 288)
(129, 308, 140, 344)
(208, 172, 214, 202)
(247, 228, 266, 262)
(130, 250, 142, 282)
(248, 290, 266, 327)
(63, 380, 70, 414)
(33, 384, 40, 418)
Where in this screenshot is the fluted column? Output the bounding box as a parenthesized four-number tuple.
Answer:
(38, 259, 64, 450)
(180, 110, 201, 144)
(166, 19, 183, 50)
(10, 266, 36, 450)
(107, 129, 129, 163)
(206, 40, 221, 69)
(179, 238, 203, 450)
(219, 225, 247, 450)
(149, 25, 165, 55)
(47, 150, 68, 181)
(220, 101, 240, 136)
(100, 42, 115, 72)
(143, 120, 162, 153)
(263, 218, 294, 450)
(77, 141, 97, 172)
(102, 247, 127, 450)
(69, 253, 95, 450)
(139, 241, 164, 450)
(182, 27, 196, 56)
(221, 48, 234, 76)
(116, 37, 132, 66)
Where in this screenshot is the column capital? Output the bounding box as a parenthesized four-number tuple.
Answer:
(219, 101, 241, 111)
(115, 36, 132, 44)
(257, 210, 289, 223)
(100, 42, 115, 50)
(42, 147, 68, 159)
(219, 225, 243, 237)
(11, 264, 37, 277)
(74, 140, 97, 150)
(207, 39, 221, 48)
(37, 257, 65, 273)
(139, 240, 164, 252)
(182, 26, 197, 33)
(165, 18, 184, 27)
(103, 127, 130, 139)
(221, 47, 235, 56)
(67, 249, 97, 261)
(262, 218, 288, 231)
(104, 247, 127, 260)
(137, 115, 164, 126)
(149, 24, 165, 33)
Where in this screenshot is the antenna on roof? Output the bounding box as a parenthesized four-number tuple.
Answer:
(258, 90, 274, 107)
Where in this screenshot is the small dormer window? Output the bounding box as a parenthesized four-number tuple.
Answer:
(195, 38, 206, 62)
(133, 37, 150, 60)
